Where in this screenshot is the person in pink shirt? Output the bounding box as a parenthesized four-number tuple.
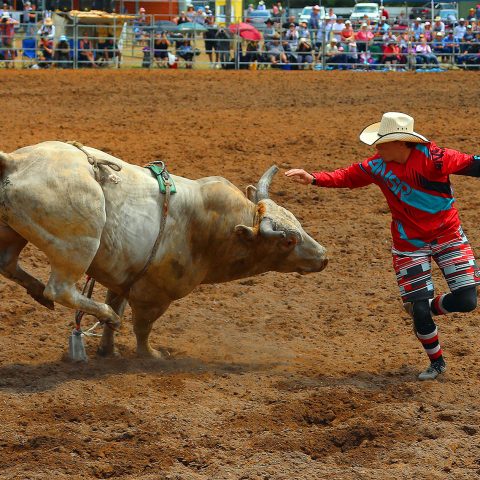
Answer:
(355, 22, 374, 53)
(0, 12, 18, 68)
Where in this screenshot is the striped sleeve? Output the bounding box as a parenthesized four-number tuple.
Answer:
(430, 144, 480, 176)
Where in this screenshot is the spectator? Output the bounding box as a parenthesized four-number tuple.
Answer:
(382, 39, 401, 70)
(177, 11, 189, 25)
(37, 16, 55, 40)
(26, 2, 37, 37)
(245, 39, 261, 67)
(79, 31, 97, 68)
(379, 5, 389, 20)
(297, 20, 310, 40)
(467, 7, 476, 21)
(97, 35, 121, 67)
(327, 8, 336, 20)
(203, 15, 218, 68)
(355, 22, 374, 54)
(53, 34, 71, 68)
(457, 30, 480, 69)
(442, 30, 459, 62)
(454, 18, 467, 42)
(38, 35, 53, 68)
(215, 27, 231, 69)
(331, 17, 345, 43)
(382, 30, 397, 46)
(308, 5, 322, 43)
(204, 5, 213, 18)
(177, 38, 194, 68)
(412, 18, 424, 40)
(284, 22, 299, 51)
(462, 24, 475, 52)
(247, 3, 254, 14)
(374, 17, 390, 37)
(433, 16, 445, 34)
(432, 31, 445, 58)
(296, 37, 313, 68)
(341, 20, 355, 43)
(0, 12, 17, 68)
(325, 38, 345, 68)
(263, 18, 276, 45)
(315, 16, 333, 52)
(186, 4, 195, 22)
(423, 22, 433, 42)
(344, 37, 358, 66)
(281, 15, 297, 30)
(151, 33, 169, 67)
(267, 33, 287, 65)
(257, 1, 266, 11)
(415, 35, 439, 67)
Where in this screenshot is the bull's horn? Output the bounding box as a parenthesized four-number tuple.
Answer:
(259, 217, 286, 239)
(256, 165, 279, 202)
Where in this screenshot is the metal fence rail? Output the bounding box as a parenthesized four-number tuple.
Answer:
(1, 12, 479, 71)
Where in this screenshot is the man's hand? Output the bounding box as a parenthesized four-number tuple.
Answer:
(285, 169, 314, 185)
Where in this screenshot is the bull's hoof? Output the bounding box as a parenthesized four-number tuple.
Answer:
(96, 345, 120, 358)
(136, 346, 163, 359)
(29, 292, 55, 310)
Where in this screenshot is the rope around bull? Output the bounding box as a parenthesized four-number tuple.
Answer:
(67, 141, 171, 334)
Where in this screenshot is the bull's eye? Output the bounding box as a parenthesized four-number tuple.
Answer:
(282, 237, 297, 250)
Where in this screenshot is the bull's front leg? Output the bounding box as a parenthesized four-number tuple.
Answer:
(97, 290, 128, 357)
(131, 302, 170, 358)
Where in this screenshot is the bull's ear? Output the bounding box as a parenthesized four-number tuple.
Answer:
(235, 224, 256, 242)
(245, 185, 257, 202)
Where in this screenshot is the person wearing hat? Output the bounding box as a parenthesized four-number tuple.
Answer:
(454, 18, 467, 42)
(298, 20, 311, 40)
(284, 22, 299, 51)
(0, 11, 18, 67)
(467, 7, 476, 21)
(355, 22, 374, 53)
(37, 16, 55, 40)
(412, 17, 424, 41)
(325, 37, 345, 68)
(456, 29, 480, 68)
(433, 16, 445, 34)
(285, 112, 480, 381)
(442, 30, 459, 62)
(53, 34, 72, 68)
(263, 18, 276, 44)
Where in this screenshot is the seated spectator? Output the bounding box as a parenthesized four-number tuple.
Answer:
(283, 22, 299, 51)
(423, 22, 433, 42)
(53, 34, 71, 68)
(341, 20, 355, 43)
(415, 35, 439, 67)
(282, 38, 298, 64)
(355, 22, 374, 53)
(325, 38, 345, 68)
(245, 40, 263, 67)
(432, 16, 445, 34)
(263, 18, 276, 45)
(296, 37, 313, 68)
(331, 17, 345, 43)
(456, 30, 480, 69)
(79, 32, 97, 68)
(344, 37, 358, 66)
(460, 24, 475, 53)
(432, 31, 445, 57)
(267, 33, 287, 65)
(382, 30, 397, 45)
(153, 32, 170, 68)
(382, 40, 401, 70)
(411, 18, 424, 40)
(297, 20, 310, 40)
(38, 35, 53, 68)
(281, 15, 297, 30)
(97, 36, 121, 67)
(177, 39, 194, 68)
(442, 30, 459, 62)
(0, 12, 18, 68)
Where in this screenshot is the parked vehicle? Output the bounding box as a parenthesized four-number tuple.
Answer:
(298, 6, 326, 24)
(350, 3, 380, 23)
(245, 9, 272, 31)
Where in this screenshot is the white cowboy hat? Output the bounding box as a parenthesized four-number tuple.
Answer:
(359, 112, 429, 146)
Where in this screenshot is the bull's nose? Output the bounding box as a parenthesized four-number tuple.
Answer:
(321, 258, 329, 271)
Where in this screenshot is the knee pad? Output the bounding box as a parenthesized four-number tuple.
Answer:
(412, 299, 435, 335)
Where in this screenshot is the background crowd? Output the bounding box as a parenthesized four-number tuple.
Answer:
(1, 0, 480, 70)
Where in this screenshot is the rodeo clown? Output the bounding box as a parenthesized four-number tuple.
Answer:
(286, 112, 480, 380)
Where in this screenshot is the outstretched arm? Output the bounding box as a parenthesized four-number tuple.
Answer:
(285, 162, 375, 189)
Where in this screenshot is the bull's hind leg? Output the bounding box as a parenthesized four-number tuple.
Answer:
(0, 225, 54, 309)
(131, 301, 170, 358)
(97, 290, 128, 357)
(43, 242, 120, 328)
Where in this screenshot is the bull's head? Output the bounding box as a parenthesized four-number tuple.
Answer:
(235, 166, 328, 274)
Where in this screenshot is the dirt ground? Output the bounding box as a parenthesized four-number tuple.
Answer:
(1, 70, 480, 480)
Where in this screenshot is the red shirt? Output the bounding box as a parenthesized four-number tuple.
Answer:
(312, 142, 478, 251)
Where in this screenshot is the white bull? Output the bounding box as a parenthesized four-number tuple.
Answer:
(0, 141, 327, 358)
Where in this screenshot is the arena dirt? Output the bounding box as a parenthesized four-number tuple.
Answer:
(0, 71, 480, 479)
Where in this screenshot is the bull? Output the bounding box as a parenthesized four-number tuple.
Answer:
(0, 141, 327, 358)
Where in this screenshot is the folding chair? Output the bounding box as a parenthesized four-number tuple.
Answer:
(22, 37, 37, 68)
